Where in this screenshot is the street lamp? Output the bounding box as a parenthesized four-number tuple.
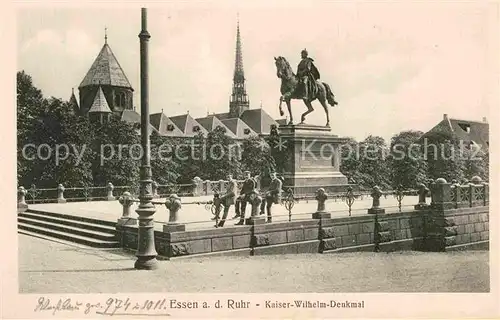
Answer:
(135, 7, 158, 270)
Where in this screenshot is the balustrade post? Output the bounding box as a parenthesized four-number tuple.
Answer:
(313, 188, 331, 219)
(430, 178, 453, 210)
(163, 194, 185, 232)
(368, 186, 385, 214)
(117, 191, 137, 226)
(205, 180, 212, 195)
(57, 184, 67, 204)
(247, 190, 265, 225)
(254, 174, 262, 191)
(451, 181, 461, 208)
(17, 186, 28, 212)
(414, 183, 430, 210)
(470, 176, 483, 207)
(192, 176, 202, 196)
(106, 182, 116, 201)
(483, 182, 489, 206)
(151, 181, 159, 198)
(219, 179, 226, 194)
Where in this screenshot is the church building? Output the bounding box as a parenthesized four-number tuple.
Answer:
(69, 19, 279, 139)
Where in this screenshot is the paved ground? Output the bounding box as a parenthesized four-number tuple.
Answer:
(29, 195, 420, 230)
(19, 234, 489, 293)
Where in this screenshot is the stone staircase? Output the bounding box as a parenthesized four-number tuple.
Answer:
(18, 209, 119, 248)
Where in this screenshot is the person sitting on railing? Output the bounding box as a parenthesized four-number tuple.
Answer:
(259, 172, 282, 223)
(213, 174, 238, 227)
(235, 171, 257, 225)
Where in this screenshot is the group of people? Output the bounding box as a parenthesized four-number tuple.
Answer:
(212, 171, 283, 227)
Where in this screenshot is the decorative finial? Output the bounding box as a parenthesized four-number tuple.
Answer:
(72, 87, 74, 94)
(260, 100, 263, 109)
(104, 27, 108, 44)
(161, 108, 164, 114)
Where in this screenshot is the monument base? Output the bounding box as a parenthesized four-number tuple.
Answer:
(279, 124, 349, 196)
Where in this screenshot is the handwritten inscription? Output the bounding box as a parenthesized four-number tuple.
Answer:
(33, 297, 227, 316)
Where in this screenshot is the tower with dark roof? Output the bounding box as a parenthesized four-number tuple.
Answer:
(228, 16, 249, 118)
(78, 30, 134, 116)
(88, 85, 112, 124)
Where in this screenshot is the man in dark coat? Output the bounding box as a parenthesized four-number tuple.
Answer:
(259, 172, 282, 223)
(297, 49, 320, 100)
(213, 174, 238, 227)
(235, 171, 257, 225)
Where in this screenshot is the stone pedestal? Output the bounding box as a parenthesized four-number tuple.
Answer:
(367, 207, 385, 214)
(163, 223, 186, 232)
(279, 124, 348, 195)
(117, 217, 137, 226)
(246, 215, 266, 225)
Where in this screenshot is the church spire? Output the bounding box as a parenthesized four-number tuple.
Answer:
(229, 14, 249, 118)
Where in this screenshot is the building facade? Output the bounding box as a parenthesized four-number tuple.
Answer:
(70, 20, 280, 139)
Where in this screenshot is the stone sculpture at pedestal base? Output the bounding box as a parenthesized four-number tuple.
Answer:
(278, 124, 349, 196)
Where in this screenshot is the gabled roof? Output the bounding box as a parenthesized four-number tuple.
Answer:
(169, 113, 209, 137)
(119, 110, 159, 135)
(120, 109, 141, 123)
(423, 115, 489, 149)
(150, 112, 185, 136)
(79, 43, 133, 89)
(195, 115, 237, 139)
(220, 118, 257, 139)
(449, 118, 489, 148)
(88, 86, 112, 113)
(239, 108, 279, 134)
(69, 88, 79, 114)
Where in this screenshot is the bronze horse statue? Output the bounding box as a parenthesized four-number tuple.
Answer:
(274, 56, 338, 126)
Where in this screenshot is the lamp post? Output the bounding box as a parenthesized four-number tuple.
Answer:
(134, 7, 158, 270)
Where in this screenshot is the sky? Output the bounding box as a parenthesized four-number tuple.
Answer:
(16, 2, 498, 141)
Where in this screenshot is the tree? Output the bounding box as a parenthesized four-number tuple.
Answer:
(340, 137, 361, 183)
(240, 135, 276, 186)
(17, 74, 94, 189)
(150, 132, 181, 184)
(202, 126, 242, 180)
(356, 136, 391, 189)
(266, 125, 287, 175)
(388, 130, 428, 189)
(423, 130, 466, 182)
(90, 115, 141, 187)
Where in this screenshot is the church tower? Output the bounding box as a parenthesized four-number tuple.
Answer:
(228, 17, 249, 118)
(78, 29, 134, 116)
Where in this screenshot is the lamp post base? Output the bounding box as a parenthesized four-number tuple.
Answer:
(134, 257, 158, 270)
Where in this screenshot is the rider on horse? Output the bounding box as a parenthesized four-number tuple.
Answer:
(297, 49, 321, 100)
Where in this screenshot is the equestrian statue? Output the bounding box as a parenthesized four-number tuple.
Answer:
(274, 49, 338, 126)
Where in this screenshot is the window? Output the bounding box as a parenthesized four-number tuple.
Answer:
(244, 128, 251, 135)
(458, 123, 471, 133)
(115, 92, 126, 108)
(193, 125, 200, 132)
(167, 124, 175, 131)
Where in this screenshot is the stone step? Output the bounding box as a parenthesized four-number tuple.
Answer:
(19, 211, 116, 234)
(26, 209, 116, 227)
(18, 223, 120, 249)
(18, 217, 117, 241)
(17, 229, 104, 250)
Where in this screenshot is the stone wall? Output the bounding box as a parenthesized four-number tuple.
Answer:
(115, 177, 489, 259)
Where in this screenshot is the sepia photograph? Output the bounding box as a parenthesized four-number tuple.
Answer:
(3, 1, 499, 318)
